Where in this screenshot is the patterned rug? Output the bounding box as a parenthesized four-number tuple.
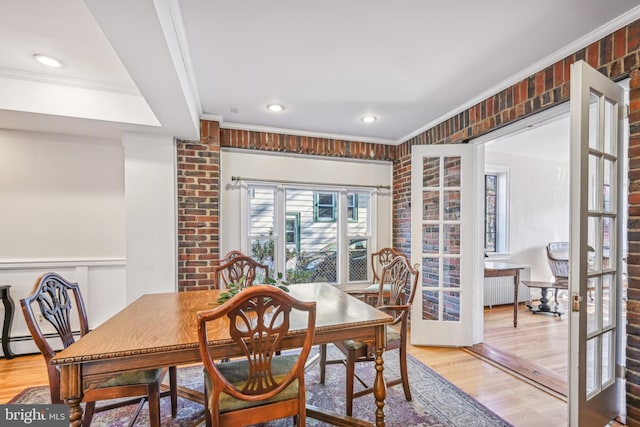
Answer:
(10, 347, 512, 427)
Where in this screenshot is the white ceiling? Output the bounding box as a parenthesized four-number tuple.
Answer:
(486, 115, 570, 163)
(1, 0, 639, 144)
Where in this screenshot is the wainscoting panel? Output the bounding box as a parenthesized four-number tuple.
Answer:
(0, 259, 126, 357)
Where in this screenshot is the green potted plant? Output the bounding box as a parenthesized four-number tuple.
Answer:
(217, 273, 290, 304)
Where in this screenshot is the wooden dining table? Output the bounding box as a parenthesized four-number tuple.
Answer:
(51, 283, 393, 427)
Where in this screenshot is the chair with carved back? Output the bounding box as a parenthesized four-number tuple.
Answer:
(213, 255, 270, 289)
(20, 272, 177, 426)
(348, 247, 404, 307)
(219, 249, 247, 264)
(319, 255, 419, 416)
(371, 247, 403, 284)
(197, 285, 316, 427)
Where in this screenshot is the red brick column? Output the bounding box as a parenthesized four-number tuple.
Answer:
(628, 67, 640, 425)
(176, 121, 220, 291)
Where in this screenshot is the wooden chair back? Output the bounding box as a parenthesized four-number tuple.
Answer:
(20, 272, 89, 403)
(219, 249, 247, 264)
(213, 255, 269, 289)
(20, 272, 178, 425)
(197, 285, 316, 426)
(371, 247, 402, 284)
(376, 255, 419, 328)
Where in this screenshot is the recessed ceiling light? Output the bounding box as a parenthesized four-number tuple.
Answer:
(361, 115, 377, 123)
(267, 104, 285, 112)
(33, 54, 63, 68)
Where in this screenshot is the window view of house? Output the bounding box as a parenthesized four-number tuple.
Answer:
(247, 185, 371, 284)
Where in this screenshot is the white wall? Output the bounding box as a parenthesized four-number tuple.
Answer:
(0, 130, 125, 259)
(123, 134, 177, 302)
(0, 129, 127, 356)
(219, 149, 393, 256)
(485, 150, 570, 281)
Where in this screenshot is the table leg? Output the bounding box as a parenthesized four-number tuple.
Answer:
(60, 364, 83, 427)
(538, 288, 551, 312)
(513, 270, 520, 328)
(1, 286, 15, 359)
(373, 324, 387, 427)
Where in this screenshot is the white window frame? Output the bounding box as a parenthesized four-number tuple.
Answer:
(242, 182, 374, 283)
(484, 164, 510, 256)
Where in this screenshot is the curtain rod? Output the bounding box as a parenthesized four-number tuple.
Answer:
(231, 176, 391, 190)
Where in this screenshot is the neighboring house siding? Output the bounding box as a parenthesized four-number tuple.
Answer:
(249, 187, 368, 253)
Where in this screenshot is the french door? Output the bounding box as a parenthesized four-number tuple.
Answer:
(569, 60, 625, 426)
(410, 144, 482, 346)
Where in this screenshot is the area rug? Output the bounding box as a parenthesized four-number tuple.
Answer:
(10, 347, 512, 427)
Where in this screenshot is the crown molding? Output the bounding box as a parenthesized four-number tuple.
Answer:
(0, 68, 140, 95)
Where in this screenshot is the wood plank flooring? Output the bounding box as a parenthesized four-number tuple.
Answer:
(0, 297, 625, 427)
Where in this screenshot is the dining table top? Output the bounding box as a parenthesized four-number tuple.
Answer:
(51, 282, 393, 366)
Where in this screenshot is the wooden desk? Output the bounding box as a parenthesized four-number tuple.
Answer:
(51, 283, 393, 427)
(484, 262, 526, 327)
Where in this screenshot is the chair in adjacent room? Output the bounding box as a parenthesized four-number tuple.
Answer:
(20, 272, 177, 426)
(547, 241, 597, 301)
(213, 254, 270, 288)
(319, 255, 419, 416)
(546, 242, 569, 285)
(197, 285, 316, 427)
(545, 242, 570, 307)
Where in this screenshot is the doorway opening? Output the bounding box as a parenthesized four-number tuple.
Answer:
(469, 82, 629, 400)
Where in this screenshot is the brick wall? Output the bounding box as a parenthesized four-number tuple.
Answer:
(176, 124, 396, 292)
(176, 120, 221, 291)
(220, 128, 396, 161)
(391, 20, 640, 425)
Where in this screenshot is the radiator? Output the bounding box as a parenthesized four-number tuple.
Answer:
(483, 267, 531, 307)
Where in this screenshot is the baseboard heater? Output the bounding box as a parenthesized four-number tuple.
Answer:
(483, 266, 531, 308)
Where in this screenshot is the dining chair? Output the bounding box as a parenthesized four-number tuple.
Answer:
(360, 247, 404, 304)
(219, 249, 247, 264)
(547, 241, 597, 301)
(371, 247, 403, 284)
(319, 255, 419, 416)
(213, 255, 269, 289)
(20, 272, 177, 426)
(197, 285, 316, 427)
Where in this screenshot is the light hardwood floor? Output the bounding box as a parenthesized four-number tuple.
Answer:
(0, 299, 624, 427)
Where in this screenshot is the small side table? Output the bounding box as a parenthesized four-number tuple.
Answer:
(522, 281, 568, 317)
(1, 285, 15, 359)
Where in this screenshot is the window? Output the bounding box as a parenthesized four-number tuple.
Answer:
(484, 167, 509, 254)
(347, 193, 358, 221)
(246, 185, 372, 284)
(484, 175, 497, 252)
(285, 212, 300, 253)
(314, 192, 336, 222)
(314, 192, 358, 222)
